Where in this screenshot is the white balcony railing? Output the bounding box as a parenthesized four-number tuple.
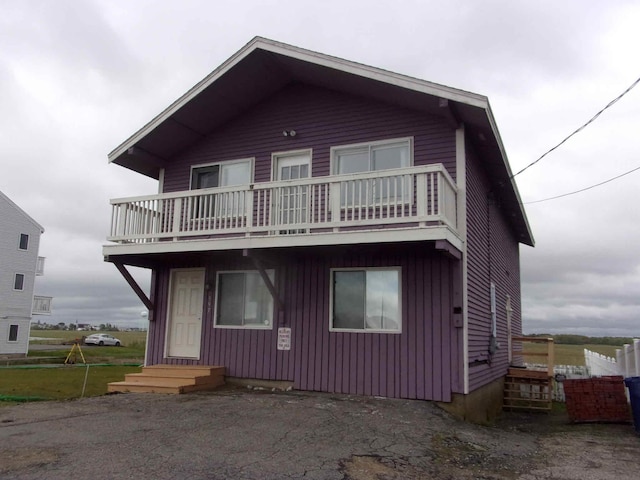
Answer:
(36, 256, 45, 276)
(33, 295, 53, 315)
(108, 164, 457, 245)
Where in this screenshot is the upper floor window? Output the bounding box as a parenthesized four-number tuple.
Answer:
(14, 273, 25, 291)
(331, 137, 412, 175)
(19, 234, 29, 250)
(330, 267, 401, 333)
(190, 159, 252, 190)
(331, 138, 413, 206)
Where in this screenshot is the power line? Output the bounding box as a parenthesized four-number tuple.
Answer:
(512, 75, 640, 179)
(523, 164, 640, 204)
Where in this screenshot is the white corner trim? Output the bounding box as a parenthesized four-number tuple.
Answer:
(456, 126, 469, 395)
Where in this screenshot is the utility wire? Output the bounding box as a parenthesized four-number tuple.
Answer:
(511, 75, 640, 179)
(523, 164, 640, 204)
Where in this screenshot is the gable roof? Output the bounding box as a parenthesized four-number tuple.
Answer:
(0, 189, 44, 233)
(108, 36, 533, 246)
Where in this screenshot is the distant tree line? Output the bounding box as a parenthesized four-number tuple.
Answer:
(527, 334, 637, 346)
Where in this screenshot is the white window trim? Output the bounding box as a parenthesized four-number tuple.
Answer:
(8, 324, 19, 343)
(329, 137, 414, 174)
(13, 273, 25, 291)
(329, 266, 402, 334)
(189, 157, 255, 190)
(18, 233, 29, 251)
(214, 269, 275, 330)
(270, 148, 313, 181)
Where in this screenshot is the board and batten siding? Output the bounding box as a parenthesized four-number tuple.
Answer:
(465, 143, 522, 392)
(161, 84, 456, 192)
(146, 245, 462, 402)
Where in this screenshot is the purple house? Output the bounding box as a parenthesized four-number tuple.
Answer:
(104, 37, 533, 420)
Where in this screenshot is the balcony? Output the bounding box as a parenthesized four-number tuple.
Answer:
(32, 296, 53, 315)
(36, 256, 45, 276)
(105, 164, 459, 255)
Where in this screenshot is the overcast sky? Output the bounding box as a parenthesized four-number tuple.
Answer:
(1, 0, 639, 336)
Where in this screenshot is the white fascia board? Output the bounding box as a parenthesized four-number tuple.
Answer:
(261, 38, 489, 108)
(103, 227, 463, 258)
(484, 102, 535, 246)
(0, 190, 45, 233)
(107, 37, 265, 163)
(108, 37, 489, 164)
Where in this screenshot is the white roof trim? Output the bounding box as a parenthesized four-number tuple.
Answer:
(0, 190, 45, 233)
(108, 36, 489, 163)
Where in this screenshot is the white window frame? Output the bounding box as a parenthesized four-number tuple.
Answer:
(8, 324, 19, 342)
(14, 273, 25, 291)
(330, 137, 413, 207)
(18, 233, 29, 251)
(214, 269, 275, 330)
(329, 267, 402, 334)
(330, 137, 413, 175)
(190, 158, 255, 190)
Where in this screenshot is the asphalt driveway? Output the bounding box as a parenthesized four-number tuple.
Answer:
(0, 387, 638, 479)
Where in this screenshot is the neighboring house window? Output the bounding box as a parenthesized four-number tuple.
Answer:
(19, 234, 29, 250)
(330, 268, 401, 333)
(215, 270, 274, 329)
(331, 138, 412, 205)
(14, 273, 25, 291)
(8, 325, 19, 342)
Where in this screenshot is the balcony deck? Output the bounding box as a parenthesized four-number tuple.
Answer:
(104, 164, 460, 256)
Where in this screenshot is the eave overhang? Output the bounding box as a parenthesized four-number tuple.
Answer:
(108, 36, 534, 247)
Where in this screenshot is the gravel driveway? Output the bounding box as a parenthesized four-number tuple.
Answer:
(0, 387, 638, 479)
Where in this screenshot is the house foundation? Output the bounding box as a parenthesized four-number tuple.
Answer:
(438, 376, 505, 424)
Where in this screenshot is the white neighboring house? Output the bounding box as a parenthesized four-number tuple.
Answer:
(0, 190, 52, 356)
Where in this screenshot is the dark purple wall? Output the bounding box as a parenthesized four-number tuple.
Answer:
(161, 84, 456, 192)
(146, 244, 461, 402)
(465, 141, 522, 392)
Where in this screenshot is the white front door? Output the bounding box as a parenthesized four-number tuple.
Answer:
(167, 268, 205, 358)
(274, 152, 310, 228)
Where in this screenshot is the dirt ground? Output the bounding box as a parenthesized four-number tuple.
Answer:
(0, 387, 638, 479)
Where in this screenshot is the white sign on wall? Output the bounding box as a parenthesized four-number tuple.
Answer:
(277, 327, 291, 351)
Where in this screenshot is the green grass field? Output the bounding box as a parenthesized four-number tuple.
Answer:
(0, 365, 141, 401)
(522, 343, 619, 366)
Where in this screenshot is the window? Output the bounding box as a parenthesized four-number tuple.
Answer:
(19, 234, 29, 250)
(8, 325, 19, 342)
(190, 160, 252, 219)
(331, 138, 412, 205)
(190, 160, 252, 190)
(331, 268, 401, 332)
(14, 273, 25, 291)
(215, 270, 274, 329)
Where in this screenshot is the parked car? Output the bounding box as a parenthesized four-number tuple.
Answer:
(84, 333, 121, 346)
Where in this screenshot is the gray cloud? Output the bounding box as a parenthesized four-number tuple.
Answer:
(1, 0, 639, 337)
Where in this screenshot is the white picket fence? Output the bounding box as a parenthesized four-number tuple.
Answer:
(584, 339, 640, 378)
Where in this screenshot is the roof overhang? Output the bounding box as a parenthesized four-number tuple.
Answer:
(108, 36, 533, 246)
